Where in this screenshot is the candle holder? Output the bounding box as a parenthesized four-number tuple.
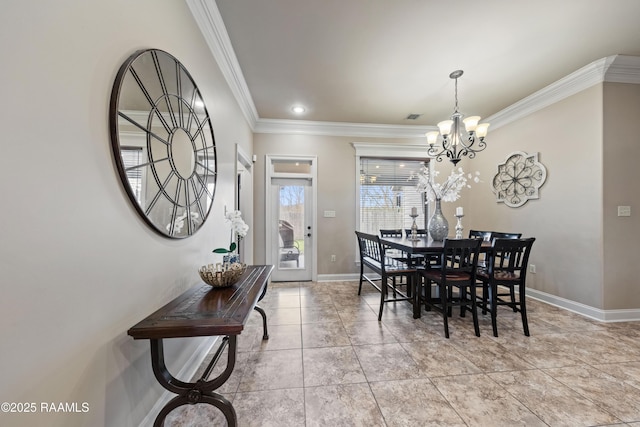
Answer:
(409, 213, 420, 241)
(455, 214, 464, 239)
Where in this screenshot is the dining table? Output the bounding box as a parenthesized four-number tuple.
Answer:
(379, 235, 492, 318)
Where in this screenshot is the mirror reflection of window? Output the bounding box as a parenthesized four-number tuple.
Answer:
(121, 146, 145, 204)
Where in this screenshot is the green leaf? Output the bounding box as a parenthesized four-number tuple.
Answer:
(213, 248, 229, 254)
(229, 242, 237, 252)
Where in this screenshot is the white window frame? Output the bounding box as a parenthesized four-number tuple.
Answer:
(352, 143, 431, 261)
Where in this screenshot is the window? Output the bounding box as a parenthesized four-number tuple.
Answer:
(121, 146, 144, 203)
(359, 157, 427, 234)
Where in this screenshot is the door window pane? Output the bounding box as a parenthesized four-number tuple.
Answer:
(278, 184, 304, 269)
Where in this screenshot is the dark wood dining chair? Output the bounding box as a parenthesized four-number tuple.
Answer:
(379, 229, 413, 295)
(468, 229, 492, 267)
(488, 231, 523, 306)
(419, 238, 482, 338)
(469, 229, 492, 240)
(403, 228, 427, 237)
(477, 237, 535, 337)
(379, 229, 403, 238)
(355, 231, 416, 321)
(490, 231, 522, 240)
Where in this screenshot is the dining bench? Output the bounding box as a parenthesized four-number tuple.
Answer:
(355, 231, 415, 320)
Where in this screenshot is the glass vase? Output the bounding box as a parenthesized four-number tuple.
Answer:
(428, 198, 449, 241)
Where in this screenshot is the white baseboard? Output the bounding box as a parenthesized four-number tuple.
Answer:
(317, 273, 361, 282)
(526, 288, 640, 322)
(138, 336, 219, 427)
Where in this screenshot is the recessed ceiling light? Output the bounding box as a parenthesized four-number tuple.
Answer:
(195, 100, 205, 108)
(291, 106, 306, 114)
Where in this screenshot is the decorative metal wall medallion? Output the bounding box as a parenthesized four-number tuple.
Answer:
(492, 151, 547, 208)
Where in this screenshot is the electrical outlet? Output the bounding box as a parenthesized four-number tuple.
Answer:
(529, 264, 536, 274)
(331, 254, 336, 262)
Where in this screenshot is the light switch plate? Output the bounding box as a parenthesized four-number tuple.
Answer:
(618, 206, 631, 217)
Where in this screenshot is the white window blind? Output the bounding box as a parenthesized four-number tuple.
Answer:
(121, 147, 144, 203)
(359, 157, 427, 235)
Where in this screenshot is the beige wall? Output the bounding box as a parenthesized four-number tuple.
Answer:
(252, 134, 428, 275)
(467, 85, 604, 308)
(603, 82, 640, 309)
(0, 1, 252, 426)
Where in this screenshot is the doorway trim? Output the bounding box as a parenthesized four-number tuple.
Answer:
(236, 144, 253, 264)
(265, 154, 318, 281)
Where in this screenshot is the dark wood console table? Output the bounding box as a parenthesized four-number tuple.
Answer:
(128, 265, 273, 427)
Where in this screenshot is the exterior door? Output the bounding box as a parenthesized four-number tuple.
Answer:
(270, 178, 313, 281)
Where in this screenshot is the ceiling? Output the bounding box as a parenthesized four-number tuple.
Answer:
(195, 0, 640, 130)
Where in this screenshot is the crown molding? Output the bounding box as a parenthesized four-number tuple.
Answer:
(188, 4, 640, 138)
(351, 142, 428, 158)
(603, 54, 640, 84)
(186, 0, 258, 128)
(485, 55, 637, 129)
(254, 118, 434, 139)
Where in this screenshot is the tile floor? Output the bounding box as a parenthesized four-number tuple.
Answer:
(165, 280, 640, 426)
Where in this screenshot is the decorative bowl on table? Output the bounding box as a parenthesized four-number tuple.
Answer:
(198, 262, 247, 288)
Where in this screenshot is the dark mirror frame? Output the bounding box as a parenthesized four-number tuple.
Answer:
(109, 49, 217, 238)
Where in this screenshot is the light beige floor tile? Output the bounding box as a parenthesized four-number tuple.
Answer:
(304, 383, 386, 427)
(301, 304, 343, 324)
(165, 401, 232, 426)
(268, 283, 301, 293)
(401, 340, 482, 377)
(300, 293, 334, 307)
(303, 346, 367, 387)
(449, 337, 536, 372)
(259, 293, 300, 308)
(489, 333, 587, 369)
(343, 320, 398, 345)
(336, 304, 380, 324)
(553, 332, 639, 364)
(370, 378, 466, 427)
(592, 361, 640, 389)
(264, 306, 302, 326)
(382, 316, 441, 342)
(166, 280, 640, 427)
(234, 388, 305, 427)
(431, 373, 547, 426)
(543, 365, 640, 422)
(247, 323, 301, 351)
(539, 310, 607, 332)
(238, 349, 303, 392)
(374, 299, 416, 321)
(352, 343, 422, 382)
(301, 321, 352, 348)
(489, 369, 621, 426)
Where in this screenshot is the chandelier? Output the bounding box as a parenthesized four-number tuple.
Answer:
(426, 70, 489, 166)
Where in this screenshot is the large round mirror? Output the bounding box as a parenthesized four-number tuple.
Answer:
(109, 49, 217, 238)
